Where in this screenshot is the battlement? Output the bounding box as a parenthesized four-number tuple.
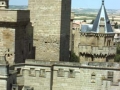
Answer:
(14, 60, 120, 90)
(79, 45, 116, 55)
(80, 33, 115, 37)
(14, 59, 120, 69)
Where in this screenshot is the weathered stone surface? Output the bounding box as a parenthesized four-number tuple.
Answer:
(29, 0, 71, 61)
(15, 60, 120, 90)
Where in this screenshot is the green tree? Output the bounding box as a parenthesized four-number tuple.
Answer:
(114, 22, 118, 29)
(114, 46, 120, 62)
(114, 55, 120, 62)
(70, 51, 79, 62)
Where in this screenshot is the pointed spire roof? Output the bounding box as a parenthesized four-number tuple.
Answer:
(91, 0, 113, 33)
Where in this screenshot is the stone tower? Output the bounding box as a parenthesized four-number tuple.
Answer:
(28, 0, 71, 61)
(78, 0, 116, 62)
(0, 0, 8, 9)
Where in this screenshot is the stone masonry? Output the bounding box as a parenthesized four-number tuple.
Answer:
(28, 0, 71, 61)
(0, 0, 120, 90)
(15, 60, 120, 90)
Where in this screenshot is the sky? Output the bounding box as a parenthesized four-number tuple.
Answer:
(9, 0, 120, 9)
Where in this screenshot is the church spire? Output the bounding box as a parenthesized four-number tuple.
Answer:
(102, 0, 104, 5)
(91, 0, 113, 33)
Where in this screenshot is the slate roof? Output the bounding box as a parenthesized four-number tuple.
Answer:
(91, 0, 113, 33)
(81, 24, 93, 33)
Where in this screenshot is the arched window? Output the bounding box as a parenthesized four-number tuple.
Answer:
(91, 72, 96, 79)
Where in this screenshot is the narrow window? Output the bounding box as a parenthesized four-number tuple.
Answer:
(68, 69, 75, 78)
(107, 71, 113, 80)
(29, 43, 31, 52)
(17, 68, 21, 75)
(107, 40, 111, 46)
(91, 72, 96, 79)
(91, 72, 96, 83)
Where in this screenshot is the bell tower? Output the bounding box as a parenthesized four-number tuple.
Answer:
(0, 0, 9, 9)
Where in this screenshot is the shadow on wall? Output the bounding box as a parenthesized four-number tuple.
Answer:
(15, 10, 35, 63)
(60, 0, 71, 61)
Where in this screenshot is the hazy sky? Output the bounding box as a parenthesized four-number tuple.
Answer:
(9, 0, 120, 9)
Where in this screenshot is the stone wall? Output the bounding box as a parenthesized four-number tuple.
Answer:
(0, 9, 33, 64)
(15, 60, 120, 90)
(15, 65, 51, 90)
(28, 0, 71, 61)
(0, 26, 15, 64)
(77, 33, 116, 62)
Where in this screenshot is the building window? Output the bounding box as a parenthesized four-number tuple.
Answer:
(17, 68, 21, 75)
(107, 71, 113, 80)
(39, 69, 46, 77)
(29, 43, 31, 52)
(91, 72, 96, 79)
(30, 68, 35, 76)
(91, 72, 96, 83)
(107, 40, 111, 46)
(68, 69, 75, 78)
(57, 68, 64, 77)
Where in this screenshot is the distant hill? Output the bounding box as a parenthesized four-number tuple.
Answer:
(8, 5, 120, 15)
(9, 5, 28, 9)
(72, 8, 120, 14)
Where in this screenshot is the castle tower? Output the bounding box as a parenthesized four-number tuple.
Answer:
(79, 0, 116, 62)
(0, 0, 9, 9)
(28, 0, 71, 61)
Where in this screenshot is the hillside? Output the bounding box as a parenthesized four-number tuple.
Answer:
(72, 8, 120, 14)
(9, 5, 28, 9)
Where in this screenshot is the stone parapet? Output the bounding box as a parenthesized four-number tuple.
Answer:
(79, 45, 116, 55)
(14, 59, 120, 69)
(15, 60, 120, 90)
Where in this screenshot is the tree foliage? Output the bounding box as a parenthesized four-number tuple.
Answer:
(114, 46, 120, 62)
(70, 51, 79, 62)
(114, 22, 118, 29)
